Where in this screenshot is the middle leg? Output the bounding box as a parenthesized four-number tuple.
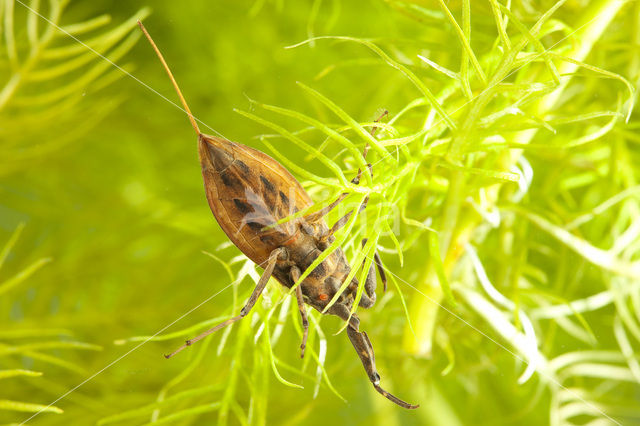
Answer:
(290, 266, 309, 358)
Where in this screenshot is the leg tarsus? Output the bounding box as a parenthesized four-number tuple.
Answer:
(352, 110, 388, 184)
(164, 247, 285, 359)
(346, 317, 419, 410)
(304, 193, 348, 223)
(373, 383, 419, 410)
(322, 196, 369, 242)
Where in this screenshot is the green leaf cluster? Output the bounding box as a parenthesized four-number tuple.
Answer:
(2, 1, 640, 425)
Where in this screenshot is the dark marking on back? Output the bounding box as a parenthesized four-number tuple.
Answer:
(259, 234, 273, 243)
(233, 199, 252, 214)
(260, 175, 276, 194)
(247, 221, 264, 231)
(236, 160, 250, 177)
(221, 171, 240, 188)
(279, 190, 289, 207)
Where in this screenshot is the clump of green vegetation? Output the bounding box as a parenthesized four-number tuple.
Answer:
(0, 224, 101, 421)
(0, 0, 149, 177)
(2, 0, 639, 425)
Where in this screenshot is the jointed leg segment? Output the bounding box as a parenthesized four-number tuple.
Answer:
(322, 196, 369, 241)
(305, 110, 387, 225)
(290, 266, 309, 358)
(346, 316, 418, 409)
(373, 249, 387, 292)
(164, 247, 286, 359)
(308, 112, 389, 288)
(362, 238, 387, 292)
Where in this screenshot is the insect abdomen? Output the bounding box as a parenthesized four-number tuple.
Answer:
(198, 134, 314, 265)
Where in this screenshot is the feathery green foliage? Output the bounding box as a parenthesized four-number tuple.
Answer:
(2, 0, 639, 425)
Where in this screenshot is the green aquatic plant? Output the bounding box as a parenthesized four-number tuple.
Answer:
(2, 0, 640, 425)
(0, 0, 149, 177)
(0, 224, 101, 421)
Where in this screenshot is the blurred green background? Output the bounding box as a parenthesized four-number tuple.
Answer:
(2, 0, 640, 425)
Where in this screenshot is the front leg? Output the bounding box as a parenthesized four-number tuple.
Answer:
(320, 196, 369, 242)
(304, 111, 387, 224)
(289, 266, 309, 358)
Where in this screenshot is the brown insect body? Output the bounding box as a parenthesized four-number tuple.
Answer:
(199, 134, 362, 318)
(139, 21, 418, 409)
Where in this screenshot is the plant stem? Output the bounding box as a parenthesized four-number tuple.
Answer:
(404, 0, 627, 356)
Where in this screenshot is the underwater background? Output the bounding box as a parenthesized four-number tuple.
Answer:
(2, 1, 640, 425)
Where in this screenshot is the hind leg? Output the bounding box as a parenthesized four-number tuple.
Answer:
(165, 247, 286, 359)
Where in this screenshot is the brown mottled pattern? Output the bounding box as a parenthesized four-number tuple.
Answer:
(198, 134, 314, 266)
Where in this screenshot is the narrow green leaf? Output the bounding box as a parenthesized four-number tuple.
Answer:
(499, 6, 560, 84)
(0, 399, 62, 414)
(382, 220, 403, 266)
(235, 109, 348, 185)
(519, 209, 640, 279)
(0, 257, 52, 297)
(59, 14, 111, 36)
(255, 100, 372, 183)
(435, 0, 486, 85)
(287, 37, 457, 130)
(488, 0, 511, 50)
(26, 0, 39, 47)
(259, 137, 342, 189)
(0, 369, 42, 379)
(295, 82, 388, 162)
(0, 341, 102, 356)
(549, 52, 636, 121)
(263, 321, 303, 389)
(16, 30, 142, 106)
(438, 161, 520, 182)
(97, 385, 222, 425)
(0, 222, 25, 270)
(140, 403, 221, 426)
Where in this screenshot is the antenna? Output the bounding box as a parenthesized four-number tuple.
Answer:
(138, 21, 201, 136)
